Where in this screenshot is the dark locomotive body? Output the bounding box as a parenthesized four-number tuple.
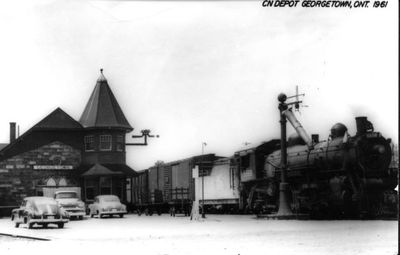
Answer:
(247, 117, 397, 218)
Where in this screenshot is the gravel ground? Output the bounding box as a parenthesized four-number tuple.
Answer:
(0, 214, 397, 255)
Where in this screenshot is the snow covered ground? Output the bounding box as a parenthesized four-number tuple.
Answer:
(0, 214, 397, 255)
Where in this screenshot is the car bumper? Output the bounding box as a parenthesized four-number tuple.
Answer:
(65, 210, 86, 217)
(29, 218, 69, 224)
(99, 210, 127, 216)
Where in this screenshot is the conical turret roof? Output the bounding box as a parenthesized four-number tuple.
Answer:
(79, 70, 133, 132)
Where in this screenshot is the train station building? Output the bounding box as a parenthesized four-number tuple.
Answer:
(0, 71, 137, 213)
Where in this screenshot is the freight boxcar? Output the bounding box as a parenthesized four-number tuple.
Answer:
(129, 154, 218, 215)
(126, 170, 149, 213)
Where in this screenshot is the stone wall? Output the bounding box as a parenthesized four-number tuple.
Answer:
(0, 141, 81, 207)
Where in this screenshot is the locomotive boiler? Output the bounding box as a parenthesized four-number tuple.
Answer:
(249, 114, 397, 218)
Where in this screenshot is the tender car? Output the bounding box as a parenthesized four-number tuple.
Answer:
(88, 195, 127, 218)
(11, 196, 69, 229)
(54, 191, 86, 220)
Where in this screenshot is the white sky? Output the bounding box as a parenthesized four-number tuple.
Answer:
(0, 1, 398, 170)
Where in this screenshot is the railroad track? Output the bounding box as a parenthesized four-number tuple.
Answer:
(0, 233, 50, 241)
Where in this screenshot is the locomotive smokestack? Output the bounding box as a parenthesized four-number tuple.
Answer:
(10, 122, 16, 143)
(356, 116, 374, 135)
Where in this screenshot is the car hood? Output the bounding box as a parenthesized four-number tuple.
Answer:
(56, 198, 79, 206)
(101, 202, 123, 208)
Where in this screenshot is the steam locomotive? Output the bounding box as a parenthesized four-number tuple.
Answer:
(245, 116, 397, 218)
(128, 114, 397, 219)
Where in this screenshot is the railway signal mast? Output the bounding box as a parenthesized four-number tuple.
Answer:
(275, 86, 310, 218)
(126, 129, 159, 146)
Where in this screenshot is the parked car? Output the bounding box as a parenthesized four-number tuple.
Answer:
(11, 197, 69, 229)
(88, 195, 127, 218)
(54, 191, 85, 220)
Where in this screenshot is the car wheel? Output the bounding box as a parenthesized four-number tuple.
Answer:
(43, 223, 48, 228)
(28, 222, 34, 229)
(79, 216, 83, 220)
(119, 214, 124, 218)
(15, 222, 20, 228)
(58, 222, 64, 229)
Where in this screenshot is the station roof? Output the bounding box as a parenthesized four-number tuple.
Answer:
(32, 107, 83, 130)
(0, 108, 82, 160)
(79, 70, 133, 132)
(80, 163, 137, 177)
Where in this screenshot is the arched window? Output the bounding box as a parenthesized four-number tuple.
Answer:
(46, 178, 56, 186)
(58, 178, 67, 186)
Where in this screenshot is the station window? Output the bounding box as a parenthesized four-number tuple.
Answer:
(116, 135, 124, 151)
(100, 135, 112, 151)
(100, 177, 112, 195)
(84, 135, 95, 151)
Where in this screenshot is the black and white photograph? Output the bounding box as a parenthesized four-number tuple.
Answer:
(0, 1, 398, 254)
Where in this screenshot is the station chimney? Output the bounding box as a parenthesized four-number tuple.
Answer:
(10, 122, 16, 143)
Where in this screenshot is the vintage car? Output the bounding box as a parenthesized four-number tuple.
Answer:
(11, 197, 69, 229)
(88, 195, 127, 218)
(54, 191, 85, 220)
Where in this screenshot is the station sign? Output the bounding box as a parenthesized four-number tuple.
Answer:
(33, 165, 74, 170)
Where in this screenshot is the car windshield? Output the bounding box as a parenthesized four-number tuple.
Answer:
(55, 192, 77, 199)
(100, 196, 119, 202)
